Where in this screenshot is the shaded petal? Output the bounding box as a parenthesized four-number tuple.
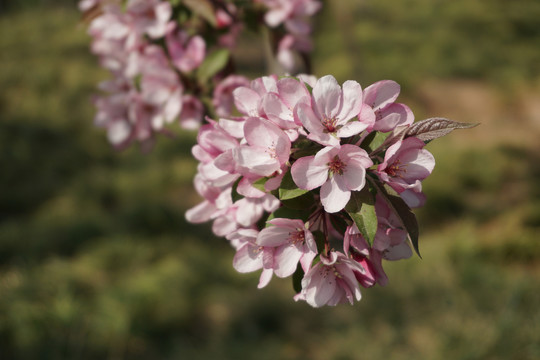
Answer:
(274, 245, 303, 277)
(341, 163, 366, 191)
(291, 156, 328, 190)
(336, 120, 369, 138)
(336, 80, 363, 123)
(296, 103, 324, 135)
(313, 75, 342, 119)
(363, 80, 400, 110)
(257, 227, 292, 247)
(233, 87, 260, 116)
(258, 268, 273, 288)
(320, 176, 351, 213)
(233, 244, 262, 273)
(277, 77, 310, 109)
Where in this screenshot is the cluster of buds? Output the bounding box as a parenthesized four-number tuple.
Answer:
(186, 74, 474, 307)
(80, 0, 322, 150)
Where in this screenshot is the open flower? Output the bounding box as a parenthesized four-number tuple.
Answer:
(362, 80, 414, 132)
(257, 218, 317, 277)
(229, 229, 274, 289)
(291, 145, 373, 213)
(231, 117, 291, 177)
(294, 251, 365, 307)
(295, 75, 370, 146)
(377, 137, 435, 207)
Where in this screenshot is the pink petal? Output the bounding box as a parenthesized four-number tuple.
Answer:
(258, 268, 273, 288)
(233, 244, 262, 273)
(290, 156, 328, 190)
(373, 103, 414, 132)
(363, 80, 400, 110)
(313, 75, 342, 119)
(185, 200, 216, 223)
(257, 226, 293, 247)
(277, 77, 310, 110)
(341, 164, 366, 191)
(232, 146, 279, 177)
(336, 120, 369, 138)
(320, 176, 351, 213)
(274, 245, 303, 277)
(233, 87, 260, 116)
(336, 80, 363, 123)
(295, 103, 324, 135)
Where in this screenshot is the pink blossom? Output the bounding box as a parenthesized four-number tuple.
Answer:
(343, 225, 377, 288)
(166, 23, 206, 73)
(192, 120, 239, 164)
(185, 175, 232, 224)
(211, 194, 280, 237)
(233, 75, 278, 117)
(377, 137, 435, 207)
(126, 0, 171, 39)
(295, 75, 371, 147)
(139, 45, 183, 129)
(291, 145, 373, 213)
(257, 218, 317, 277)
(179, 95, 204, 130)
(294, 251, 364, 307)
(78, 0, 99, 11)
(261, 0, 321, 29)
(342, 198, 414, 287)
(231, 117, 291, 177)
(213, 75, 251, 117)
(363, 80, 414, 132)
(228, 229, 274, 288)
(191, 120, 240, 187)
(261, 77, 311, 131)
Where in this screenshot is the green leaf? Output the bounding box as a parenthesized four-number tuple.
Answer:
(281, 191, 314, 210)
(311, 230, 326, 253)
(252, 177, 268, 192)
(266, 206, 310, 224)
(183, 0, 217, 27)
(292, 264, 304, 293)
(231, 177, 242, 203)
(278, 170, 308, 200)
(368, 176, 421, 257)
(197, 48, 230, 84)
(360, 131, 388, 153)
(345, 186, 378, 246)
(329, 213, 350, 237)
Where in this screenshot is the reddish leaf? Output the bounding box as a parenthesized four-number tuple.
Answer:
(406, 117, 478, 142)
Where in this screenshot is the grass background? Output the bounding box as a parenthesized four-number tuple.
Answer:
(1, 0, 539, 359)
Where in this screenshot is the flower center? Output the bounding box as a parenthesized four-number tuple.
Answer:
(322, 116, 337, 133)
(265, 141, 277, 158)
(386, 159, 406, 177)
(328, 156, 347, 175)
(289, 230, 305, 244)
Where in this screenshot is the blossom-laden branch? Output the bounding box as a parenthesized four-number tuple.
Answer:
(186, 74, 476, 307)
(80, 0, 476, 308)
(80, 0, 321, 150)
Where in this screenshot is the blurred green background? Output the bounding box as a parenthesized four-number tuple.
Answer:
(1, 0, 539, 359)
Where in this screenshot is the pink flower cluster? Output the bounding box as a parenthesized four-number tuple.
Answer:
(257, 0, 322, 72)
(186, 74, 436, 307)
(81, 0, 322, 150)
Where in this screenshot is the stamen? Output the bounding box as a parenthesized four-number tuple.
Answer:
(328, 156, 347, 175)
